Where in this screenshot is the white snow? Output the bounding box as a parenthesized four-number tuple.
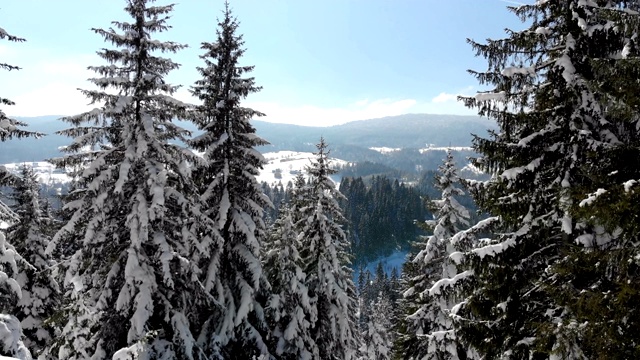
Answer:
(428, 270, 473, 296)
(471, 236, 516, 259)
(369, 147, 401, 154)
(353, 250, 408, 281)
(578, 188, 606, 207)
(535, 27, 551, 36)
(474, 91, 506, 102)
(501, 66, 536, 77)
(460, 163, 483, 176)
(0, 315, 32, 360)
(623, 179, 637, 193)
(1, 151, 350, 189)
(257, 151, 348, 186)
(1, 162, 71, 186)
(419, 145, 473, 154)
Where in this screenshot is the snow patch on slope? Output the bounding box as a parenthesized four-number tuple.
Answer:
(1, 162, 70, 185)
(419, 145, 473, 154)
(369, 147, 401, 154)
(257, 151, 349, 186)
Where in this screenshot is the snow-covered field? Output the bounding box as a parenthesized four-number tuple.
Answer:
(1, 161, 70, 186)
(1, 151, 349, 188)
(258, 151, 348, 186)
(369, 147, 402, 154)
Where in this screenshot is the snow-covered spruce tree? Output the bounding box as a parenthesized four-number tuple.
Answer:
(1, 23, 42, 360)
(298, 138, 358, 360)
(0, 25, 40, 143)
(45, 1, 212, 358)
(395, 149, 476, 360)
(0, 230, 31, 360)
(7, 165, 60, 355)
(263, 203, 317, 360)
(358, 291, 394, 360)
(0, 313, 31, 360)
(189, 3, 272, 358)
(0, 24, 42, 226)
(289, 173, 311, 225)
(546, 4, 640, 358)
(456, 1, 639, 358)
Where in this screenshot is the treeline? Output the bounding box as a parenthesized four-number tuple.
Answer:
(262, 169, 479, 267)
(262, 175, 427, 266)
(339, 176, 427, 265)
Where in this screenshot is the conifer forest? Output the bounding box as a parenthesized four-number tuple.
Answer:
(2, 0, 640, 359)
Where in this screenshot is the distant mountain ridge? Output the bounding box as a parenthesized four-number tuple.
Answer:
(255, 113, 496, 152)
(0, 113, 496, 164)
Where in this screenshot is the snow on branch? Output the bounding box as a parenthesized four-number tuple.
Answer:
(428, 270, 474, 296)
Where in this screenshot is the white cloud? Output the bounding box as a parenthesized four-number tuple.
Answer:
(4, 53, 99, 117)
(432, 92, 458, 103)
(9, 82, 97, 116)
(3, 50, 476, 122)
(430, 86, 474, 104)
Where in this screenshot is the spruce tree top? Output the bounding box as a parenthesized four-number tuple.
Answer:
(0, 24, 42, 141)
(190, 1, 264, 149)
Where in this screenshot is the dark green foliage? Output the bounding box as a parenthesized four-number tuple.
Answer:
(340, 176, 428, 265)
(189, 2, 272, 357)
(456, 1, 640, 358)
(337, 161, 403, 179)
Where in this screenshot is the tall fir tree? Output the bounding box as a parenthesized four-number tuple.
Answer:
(263, 203, 317, 360)
(1, 22, 42, 360)
(0, 24, 41, 143)
(7, 165, 60, 356)
(545, 3, 640, 358)
(0, 229, 31, 360)
(298, 138, 358, 360)
(45, 1, 212, 358)
(456, 1, 640, 358)
(396, 149, 477, 360)
(189, 3, 272, 358)
(1, 22, 42, 226)
(358, 291, 394, 360)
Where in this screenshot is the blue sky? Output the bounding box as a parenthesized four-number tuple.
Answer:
(0, 0, 529, 126)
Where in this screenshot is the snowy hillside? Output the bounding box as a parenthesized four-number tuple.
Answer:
(369, 147, 401, 154)
(258, 151, 349, 186)
(1, 162, 69, 186)
(1, 151, 349, 188)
